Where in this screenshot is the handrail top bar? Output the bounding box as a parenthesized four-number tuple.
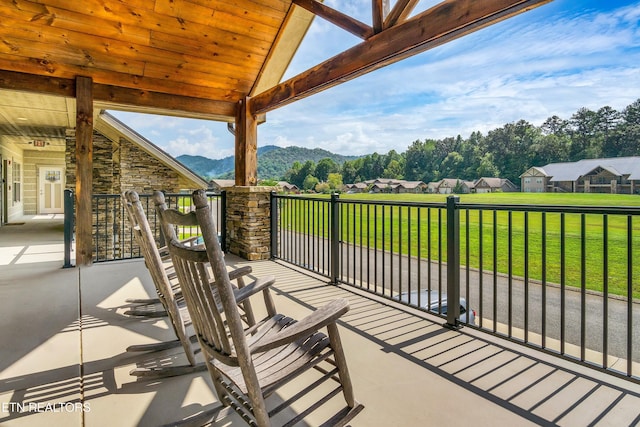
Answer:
(271, 193, 640, 214)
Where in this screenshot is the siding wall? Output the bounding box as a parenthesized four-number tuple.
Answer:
(0, 138, 24, 223)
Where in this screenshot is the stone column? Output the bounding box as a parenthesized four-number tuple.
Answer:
(225, 186, 272, 260)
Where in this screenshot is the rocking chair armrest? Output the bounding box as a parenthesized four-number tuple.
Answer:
(232, 275, 276, 305)
(251, 298, 350, 354)
(228, 265, 253, 282)
(158, 236, 199, 259)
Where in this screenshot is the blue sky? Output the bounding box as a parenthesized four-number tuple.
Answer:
(111, 0, 640, 160)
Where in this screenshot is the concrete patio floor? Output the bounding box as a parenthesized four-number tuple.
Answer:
(1, 217, 640, 426)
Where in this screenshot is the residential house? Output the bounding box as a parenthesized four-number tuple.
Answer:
(433, 178, 458, 194)
(463, 180, 476, 193)
(521, 157, 640, 194)
(429, 179, 474, 194)
(361, 178, 426, 194)
(277, 181, 299, 192)
(368, 182, 395, 193)
(395, 180, 428, 193)
(345, 182, 368, 193)
(473, 177, 518, 193)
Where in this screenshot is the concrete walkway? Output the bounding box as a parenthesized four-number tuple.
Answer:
(1, 217, 640, 426)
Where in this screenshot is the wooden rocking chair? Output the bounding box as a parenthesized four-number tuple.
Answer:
(122, 190, 275, 378)
(165, 189, 363, 427)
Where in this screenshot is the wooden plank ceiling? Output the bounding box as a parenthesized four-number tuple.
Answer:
(0, 0, 302, 120)
(0, 0, 553, 143)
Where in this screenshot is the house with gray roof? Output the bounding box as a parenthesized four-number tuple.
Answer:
(473, 177, 518, 193)
(359, 178, 427, 194)
(520, 157, 640, 194)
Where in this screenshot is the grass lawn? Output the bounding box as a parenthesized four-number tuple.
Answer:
(279, 192, 640, 299)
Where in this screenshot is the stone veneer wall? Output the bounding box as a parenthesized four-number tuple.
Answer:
(66, 130, 203, 261)
(225, 186, 272, 260)
(119, 138, 185, 193)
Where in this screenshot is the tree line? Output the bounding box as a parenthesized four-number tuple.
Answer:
(282, 98, 640, 190)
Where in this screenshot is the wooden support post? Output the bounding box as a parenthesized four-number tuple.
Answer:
(234, 97, 258, 186)
(75, 76, 94, 266)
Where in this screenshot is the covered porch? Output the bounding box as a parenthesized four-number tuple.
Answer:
(1, 216, 639, 426)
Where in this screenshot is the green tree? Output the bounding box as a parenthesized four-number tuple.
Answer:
(404, 139, 437, 182)
(569, 108, 602, 160)
(302, 174, 319, 191)
(382, 159, 404, 179)
(476, 153, 500, 177)
(341, 160, 360, 184)
(440, 151, 465, 178)
(315, 158, 340, 182)
(484, 120, 540, 183)
(608, 99, 640, 157)
(327, 172, 343, 190)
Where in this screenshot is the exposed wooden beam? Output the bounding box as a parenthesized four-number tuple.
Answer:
(0, 69, 75, 97)
(372, 0, 390, 34)
(292, 0, 373, 40)
(93, 84, 236, 121)
(251, 0, 552, 115)
(384, 0, 420, 29)
(234, 97, 258, 186)
(75, 75, 93, 266)
(0, 70, 237, 121)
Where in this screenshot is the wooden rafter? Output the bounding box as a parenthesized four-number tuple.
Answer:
(251, 0, 552, 115)
(372, 0, 390, 34)
(384, 0, 420, 29)
(292, 0, 373, 40)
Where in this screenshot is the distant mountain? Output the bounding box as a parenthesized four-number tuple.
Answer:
(177, 145, 359, 180)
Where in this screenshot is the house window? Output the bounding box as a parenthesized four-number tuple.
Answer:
(524, 178, 531, 184)
(536, 178, 543, 184)
(12, 162, 21, 203)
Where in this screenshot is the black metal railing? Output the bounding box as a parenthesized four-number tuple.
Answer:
(271, 193, 639, 381)
(63, 191, 225, 264)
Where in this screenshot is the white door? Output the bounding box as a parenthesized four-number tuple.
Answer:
(39, 167, 64, 214)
